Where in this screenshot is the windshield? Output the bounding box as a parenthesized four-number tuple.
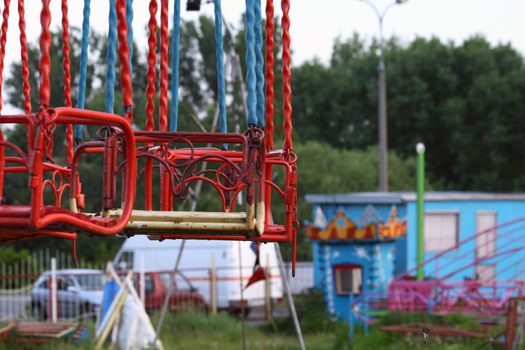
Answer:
(75, 274, 104, 291)
(159, 272, 174, 290)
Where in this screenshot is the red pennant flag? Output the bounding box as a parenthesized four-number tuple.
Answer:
(244, 266, 267, 289)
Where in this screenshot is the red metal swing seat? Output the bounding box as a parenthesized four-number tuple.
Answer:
(0, 0, 297, 266)
(0, 107, 137, 241)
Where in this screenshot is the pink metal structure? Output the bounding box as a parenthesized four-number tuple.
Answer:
(350, 216, 525, 330)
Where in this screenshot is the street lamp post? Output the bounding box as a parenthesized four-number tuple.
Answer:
(358, 0, 408, 192)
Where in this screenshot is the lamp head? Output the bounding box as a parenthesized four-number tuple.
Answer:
(416, 143, 425, 155)
(186, 0, 201, 11)
(396, 0, 409, 3)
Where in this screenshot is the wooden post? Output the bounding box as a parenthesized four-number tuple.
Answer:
(264, 254, 271, 323)
(211, 254, 217, 314)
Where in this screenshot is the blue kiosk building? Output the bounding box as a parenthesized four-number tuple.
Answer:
(305, 192, 525, 320)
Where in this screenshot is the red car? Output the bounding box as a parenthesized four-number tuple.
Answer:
(134, 271, 207, 313)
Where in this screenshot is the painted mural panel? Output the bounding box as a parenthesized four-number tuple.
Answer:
(306, 206, 407, 241)
(309, 205, 406, 321)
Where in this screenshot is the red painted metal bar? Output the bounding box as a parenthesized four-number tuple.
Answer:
(61, 0, 74, 166)
(0, 228, 77, 241)
(161, 166, 172, 210)
(165, 151, 244, 163)
(69, 141, 104, 210)
(145, 0, 158, 210)
(116, 0, 133, 119)
(102, 135, 118, 210)
(39, 0, 51, 107)
(0, 0, 11, 112)
(0, 113, 36, 125)
(30, 117, 46, 226)
(159, 0, 170, 211)
(264, 0, 275, 151)
(4, 156, 24, 164)
(32, 107, 137, 235)
(285, 164, 297, 273)
(281, 0, 292, 151)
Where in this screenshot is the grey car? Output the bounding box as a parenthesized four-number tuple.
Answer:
(31, 269, 104, 319)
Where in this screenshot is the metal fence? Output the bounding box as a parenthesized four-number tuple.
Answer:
(0, 251, 314, 324)
(0, 250, 104, 322)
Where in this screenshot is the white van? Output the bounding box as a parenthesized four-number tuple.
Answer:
(114, 236, 283, 309)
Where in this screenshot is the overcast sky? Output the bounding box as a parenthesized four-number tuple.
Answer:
(1, 0, 524, 111)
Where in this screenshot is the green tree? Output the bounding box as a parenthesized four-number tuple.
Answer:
(293, 34, 525, 191)
(281, 141, 418, 260)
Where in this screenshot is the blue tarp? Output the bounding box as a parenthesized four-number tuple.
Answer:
(97, 278, 121, 328)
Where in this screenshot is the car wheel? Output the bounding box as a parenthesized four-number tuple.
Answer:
(80, 303, 97, 321)
(32, 303, 47, 321)
(229, 306, 251, 318)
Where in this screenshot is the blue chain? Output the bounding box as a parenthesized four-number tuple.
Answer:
(105, 0, 117, 114)
(75, 0, 91, 140)
(126, 0, 134, 76)
(254, 0, 265, 127)
(245, 0, 257, 126)
(214, 0, 227, 134)
(170, 0, 181, 132)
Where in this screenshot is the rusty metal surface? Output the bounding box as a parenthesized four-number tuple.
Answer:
(381, 322, 492, 339)
(504, 297, 525, 350)
(14, 321, 78, 338)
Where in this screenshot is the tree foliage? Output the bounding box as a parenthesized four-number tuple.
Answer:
(293, 34, 525, 191)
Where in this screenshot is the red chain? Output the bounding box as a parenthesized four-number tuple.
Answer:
(264, 0, 275, 151)
(61, 0, 72, 109)
(61, 0, 73, 165)
(39, 0, 51, 107)
(159, 0, 169, 132)
(116, 0, 133, 119)
(144, 0, 158, 211)
(146, 0, 157, 132)
(18, 0, 33, 151)
(281, 0, 293, 151)
(18, 0, 31, 115)
(0, 0, 11, 112)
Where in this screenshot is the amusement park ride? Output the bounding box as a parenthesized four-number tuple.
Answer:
(0, 0, 298, 271)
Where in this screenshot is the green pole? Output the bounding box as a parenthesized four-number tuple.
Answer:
(416, 143, 425, 281)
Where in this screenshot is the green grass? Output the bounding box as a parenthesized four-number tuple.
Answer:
(153, 311, 338, 350)
(0, 312, 339, 350)
(0, 311, 513, 350)
(0, 291, 515, 350)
